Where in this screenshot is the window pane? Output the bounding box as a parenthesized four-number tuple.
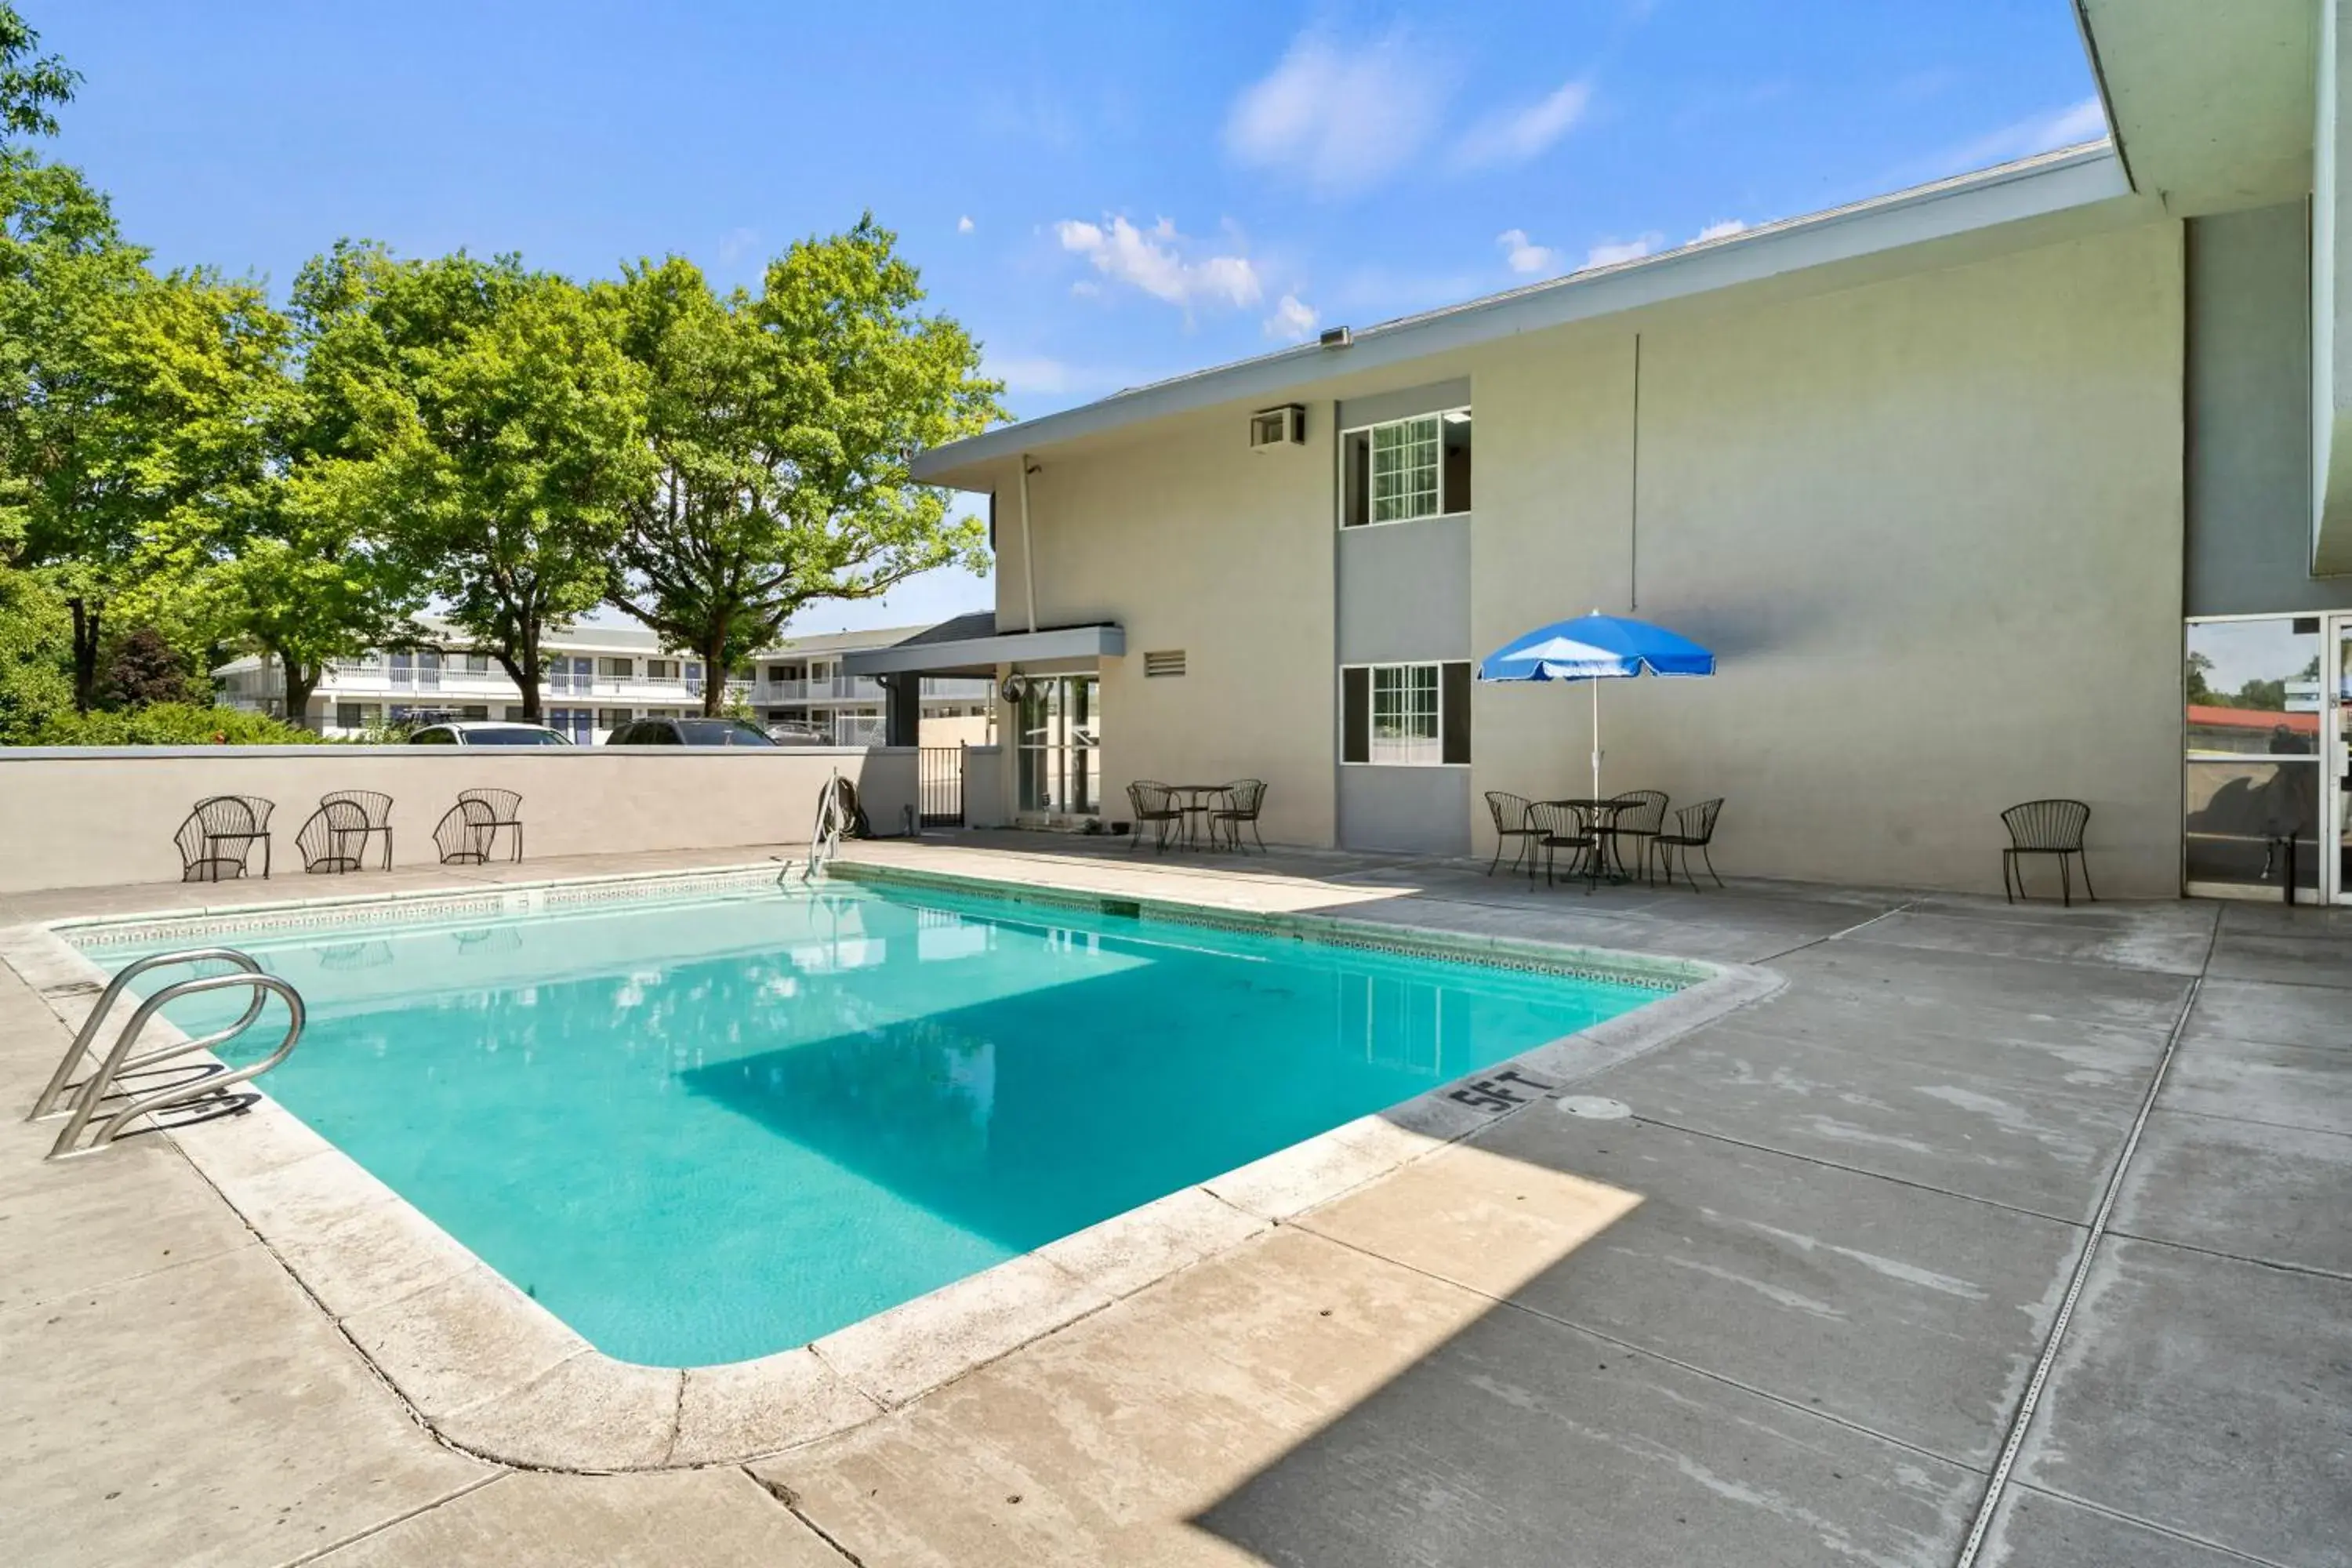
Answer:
(1370, 417, 1440, 523)
(1442, 410, 1472, 512)
(1369, 663, 1440, 764)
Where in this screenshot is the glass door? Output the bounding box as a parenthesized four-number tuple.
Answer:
(1015, 675, 1101, 816)
(2334, 617, 2352, 904)
(2183, 617, 2324, 901)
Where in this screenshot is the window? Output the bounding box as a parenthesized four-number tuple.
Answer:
(504, 706, 528, 722)
(1341, 408, 1471, 527)
(459, 705, 489, 721)
(645, 658, 678, 681)
(601, 656, 633, 679)
(335, 702, 381, 731)
(1341, 662, 1472, 766)
(597, 707, 633, 731)
(462, 653, 492, 674)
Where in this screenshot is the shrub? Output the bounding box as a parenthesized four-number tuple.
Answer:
(97, 626, 201, 708)
(31, 702, 323, 746)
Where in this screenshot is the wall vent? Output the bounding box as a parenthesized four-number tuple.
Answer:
(1248, 405, 1305, 449)
(1144, 650, 1186, 678)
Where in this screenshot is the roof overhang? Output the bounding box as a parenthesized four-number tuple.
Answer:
(2074, 0, 2315, 215)
(915, 144, 2133, 491)
(841, 623, 1124, 677)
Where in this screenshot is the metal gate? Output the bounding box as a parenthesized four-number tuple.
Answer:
(918, 746, 964, 827)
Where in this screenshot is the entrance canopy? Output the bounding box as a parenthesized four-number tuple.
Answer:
(840, 613, 1124, 679)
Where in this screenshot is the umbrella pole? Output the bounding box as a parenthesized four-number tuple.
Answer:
(1590, 679, 1602, 801)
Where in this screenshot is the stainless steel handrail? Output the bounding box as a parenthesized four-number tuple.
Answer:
(801, 768, 849, 883)
(29, 949, 267, 1121)
(47, 971, 305, 1160)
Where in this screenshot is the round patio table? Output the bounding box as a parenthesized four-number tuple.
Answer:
(1166, 784, 1232, 850)
(1548, 798, 1636, 884)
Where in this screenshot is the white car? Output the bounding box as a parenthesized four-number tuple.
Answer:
(405, 721, 571, 747)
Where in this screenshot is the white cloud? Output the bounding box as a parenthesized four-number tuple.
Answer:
(1265, 293, 1319, 341)
(716, 227, 760, 267)
(1496, 228, 1561, 277)
(1455, 78, 1593, 169)
(1582, 232, 1664, 270)
(1225, 31, 1448, 197)
(1930, 96, 2108, 178)
(956, 215, 975, 234)
(1054, 215, 1262, 310)
(1693, 218, 1747, 242)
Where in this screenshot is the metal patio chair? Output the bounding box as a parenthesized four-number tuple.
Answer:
(1603, 789, 1669, 881)
(296, 790, 393, 873)
(1651, 798, 1726, 890)
(1127, 781, 1181, 854)
(432, 796, 500, 866)
(456, 788, 524, 862)
(2001, 799, 2093, 906)
(1483, 791, 1544, 877)
(1211, 779, 1269, 853)
(1530, 800, 1600, 893)
(174, 796, 273, 882)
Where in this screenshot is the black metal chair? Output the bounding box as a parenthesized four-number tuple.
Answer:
(433, 797, 500, 865)
(1483, 791, 1544, 877)
(1127, 781, 1181, 854)
(1211, 779, 1269, 852)
(1603, 789, 1669, 880)
(2002, 799, 2093, 906)
(174, 796, 273, 881)
(1530, 800, 1599, 893)
(298, 789, 393, 873)
(456, 788, 524, 862)
(1651, 798, 1725, 889)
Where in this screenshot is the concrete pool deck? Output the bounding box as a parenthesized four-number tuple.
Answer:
(3, 835, 2347, 1566)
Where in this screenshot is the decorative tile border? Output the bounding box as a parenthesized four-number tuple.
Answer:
(2, 853, 1783, 1473)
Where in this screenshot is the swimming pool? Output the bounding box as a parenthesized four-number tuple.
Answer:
(85, 875, 1665, 1366)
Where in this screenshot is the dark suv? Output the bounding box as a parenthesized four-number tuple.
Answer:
(604, 717, 778, 747)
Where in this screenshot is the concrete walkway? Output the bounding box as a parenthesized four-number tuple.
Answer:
(2, 837, 2344, 1566)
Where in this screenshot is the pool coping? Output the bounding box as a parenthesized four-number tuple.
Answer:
(0, 856, 1784, 1473)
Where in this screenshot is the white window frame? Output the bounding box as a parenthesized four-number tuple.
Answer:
(1341, 660, 1464, 768)
(1339, 405, 1471, 530)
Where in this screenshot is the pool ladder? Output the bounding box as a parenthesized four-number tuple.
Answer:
(27, 949, 306, 1160)
(779, 769, 854, 885)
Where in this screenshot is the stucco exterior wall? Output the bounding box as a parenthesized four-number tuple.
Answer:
(1472, 221, 2188, 894)
(982, 220, 2187, 892)
(0, 747, 916, 896)
(1010, 409, 1338, 846)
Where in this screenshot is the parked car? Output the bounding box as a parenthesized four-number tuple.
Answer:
(406, 721, 571, 746)
(764, 720, 832, 746)
(604, 717, 778, 747)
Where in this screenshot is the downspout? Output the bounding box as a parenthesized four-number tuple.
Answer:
(1017, 455, 1040, 634)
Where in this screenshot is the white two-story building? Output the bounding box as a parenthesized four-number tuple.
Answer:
(214, 621, 997, 747)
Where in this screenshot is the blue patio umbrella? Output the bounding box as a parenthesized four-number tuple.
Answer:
(1479, 612, 1715, 802)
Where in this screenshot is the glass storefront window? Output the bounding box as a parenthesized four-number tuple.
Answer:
(2184, 618, 2323, 894)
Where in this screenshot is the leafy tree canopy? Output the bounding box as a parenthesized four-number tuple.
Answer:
(604, 216, 1002, 713)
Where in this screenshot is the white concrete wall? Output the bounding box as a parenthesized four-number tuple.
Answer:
(0, 747, 917, 896)
(994, 217, 2188, 895)
(1469, 222, 2187, 894)
(1011, 410, 1339, 847)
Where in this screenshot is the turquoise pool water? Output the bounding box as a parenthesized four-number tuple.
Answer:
(90, 880, 1660, 1365)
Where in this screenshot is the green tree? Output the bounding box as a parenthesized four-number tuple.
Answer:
(0, 559, 68, 740)
(604, 219, 1000, 715)
(187, 241, 426, 728)
(317, 252, 652, 717)
(0, 4, 78, 138)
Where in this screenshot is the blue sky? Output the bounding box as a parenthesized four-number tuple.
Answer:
(42, 1, 2100, 633)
